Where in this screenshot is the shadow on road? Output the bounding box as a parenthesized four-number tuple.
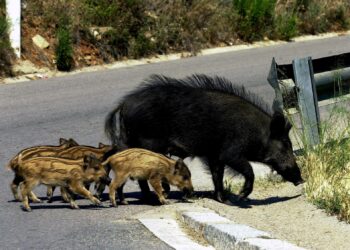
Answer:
(186, 190, 301, 209)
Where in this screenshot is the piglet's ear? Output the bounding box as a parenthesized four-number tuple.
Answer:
(69, 138, 79, 146)
(175, 159, 184, 170)
(98, 143, 105, 148)
(270, 112, 289, 137)
(59, 138, 68, 145)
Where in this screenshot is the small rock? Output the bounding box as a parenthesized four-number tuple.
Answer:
(32, 35, 50, 49)
(13, 60, 39, 74)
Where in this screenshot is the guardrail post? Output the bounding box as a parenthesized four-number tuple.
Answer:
(6, 0, 21, 58)
(267, 57, 284, 113)
(293, 57, 320, 147)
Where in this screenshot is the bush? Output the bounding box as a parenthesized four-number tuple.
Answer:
(56, 16, 74, 71)
(232, 0, 276, 41)
(20, 0, 350, 69)
(290, 95, 350, 222)
(274, 12, 298, 40)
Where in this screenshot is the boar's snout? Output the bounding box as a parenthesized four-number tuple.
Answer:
(275, 162, 304, 186)
(293, 179, 305, 186)
(183, 187, 194, 198)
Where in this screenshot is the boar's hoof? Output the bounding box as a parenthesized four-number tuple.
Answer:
(91, 197, 101, 206)
(22, 206, 32, 212)
(293, 179, 305, 186)
(70, 203, 80, 209)
(32, 198, 43, 203)
(159, 199, 170, 205)
(214, 192, 225, 203)
(120, 200, 129, 205)
(237, 194, 250, 202)
(110, 201, 118, 207)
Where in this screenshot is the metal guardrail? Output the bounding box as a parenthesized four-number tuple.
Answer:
(268, 52, 350, 148)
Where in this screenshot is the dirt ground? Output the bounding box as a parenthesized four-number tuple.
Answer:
(196, 182, 350, 250)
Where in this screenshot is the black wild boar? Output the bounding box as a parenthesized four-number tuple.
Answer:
(105, 74, 303, 203)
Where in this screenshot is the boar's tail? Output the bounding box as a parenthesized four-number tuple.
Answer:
(6, 155, 19, 172)
(105, 105, 124, 146)
(5, 160, 13, 171)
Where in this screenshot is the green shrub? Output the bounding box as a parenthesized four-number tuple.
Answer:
(56, 16, 74, 71)
(232, 0, 276, 41)
(274, 13, 298, 40)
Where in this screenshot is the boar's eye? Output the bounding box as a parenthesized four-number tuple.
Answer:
(183, 175, 189, 181)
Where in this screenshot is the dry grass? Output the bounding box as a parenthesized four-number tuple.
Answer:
(292, 102, 350, 222)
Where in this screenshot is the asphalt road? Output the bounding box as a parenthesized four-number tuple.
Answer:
(1, 34, 350, 249)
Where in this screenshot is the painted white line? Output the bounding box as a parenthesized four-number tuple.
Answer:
(139, 218, 214, 250)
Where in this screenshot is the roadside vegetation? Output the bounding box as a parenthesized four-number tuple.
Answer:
(0, 0, 15, 77)
(15, 0, 349, 73)
(284, 73, 350, 223)
(296, 102, 350, 223)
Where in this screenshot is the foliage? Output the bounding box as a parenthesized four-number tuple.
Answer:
(19, 0, 350, 71)
(291, 97, 350, 222)
(231, 0, 276, 41)
(55, 15, 74, 71)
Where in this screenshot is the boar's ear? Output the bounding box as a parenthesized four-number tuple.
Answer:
(59, 138, 68, 145)
(68, 138, 79, 146)
(270, 112, 289, 137)
(174, 159, 184, 172)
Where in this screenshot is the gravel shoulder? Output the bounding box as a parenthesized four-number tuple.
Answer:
(195, 182, 350, 250)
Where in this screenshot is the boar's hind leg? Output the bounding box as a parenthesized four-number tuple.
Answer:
(11, 174, 23, 201)
(222, 156, 255, 200)
(117, 183, 128, 205)
(109, 176, 128, 207)
(20, 179, 39, 212)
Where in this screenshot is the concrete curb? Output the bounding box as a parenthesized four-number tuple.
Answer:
(180, 210, 305, 250)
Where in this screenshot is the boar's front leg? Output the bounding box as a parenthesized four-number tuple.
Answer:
(207, 159, 225, 203)
(149, 175, 168, 205)
(69, 182, 101, 206)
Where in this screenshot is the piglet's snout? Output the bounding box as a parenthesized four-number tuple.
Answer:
(183, 187, 194, 198)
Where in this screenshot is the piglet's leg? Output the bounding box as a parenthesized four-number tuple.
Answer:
(61, 188, 79, 209)
(109, 176, 127, 207)
(28, 191, 42, 203)
(46, 186, 55, 203)
(69, 182, 101, 206)
(11, 174, 23, 201)
(20, 179, 39, 212)
(149, 176, 168, 205)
